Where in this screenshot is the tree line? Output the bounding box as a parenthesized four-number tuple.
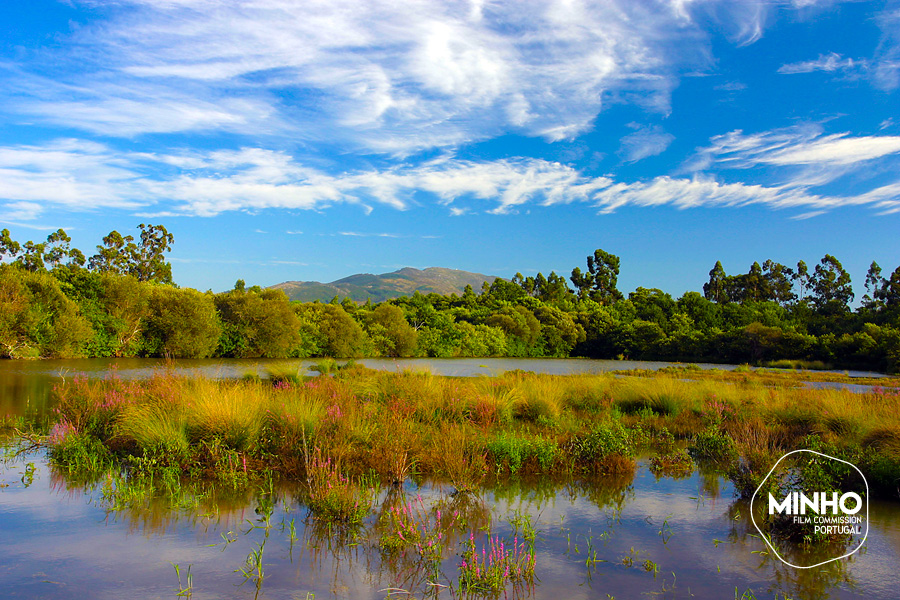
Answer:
(0, 226, 898, 372)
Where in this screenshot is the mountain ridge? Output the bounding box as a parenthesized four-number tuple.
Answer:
(269, 266, 499, 303)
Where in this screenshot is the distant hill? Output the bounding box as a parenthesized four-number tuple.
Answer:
(270, 267, 500, 303)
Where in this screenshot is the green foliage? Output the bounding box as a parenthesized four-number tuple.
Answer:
(533, 304, 585, 357)
(303, 448, 370, 524)
(569, 421, 636, 471)
(294, 303, 369, 358)
(55, 270, 151, 357)
(0, 265, 92, 358)
(215, 286, 300, 357)
(49, 431, 115, 475)
(615, 387, 681, 417)
(458, 531, 535, 594)
(454, 321, 507, 357)
(363, 304, 418, 357)
(689, 428, 736, 463)
(143, 286, 221, 358)
(485, 306, 541, 352)
(570, 248, 624, 304)
(0, 233, 898, 369)
(811, 254, 854, 311)
(649, 448, 694, 478)
(485, 432, 560, 473)
(89, 223, 175, 284)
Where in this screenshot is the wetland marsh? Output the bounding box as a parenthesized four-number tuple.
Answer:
(2, 361, 900, 599)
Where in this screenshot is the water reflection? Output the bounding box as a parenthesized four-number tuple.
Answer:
(2, 448, 900, 599)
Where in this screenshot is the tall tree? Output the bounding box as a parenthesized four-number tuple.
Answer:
(762, 259, 796, 305)
(0, 229, 21, 261)
(538, 271, 573, 304)
(743, 261, 766, 303)
(863, 261, 885, 309)
(794, 260, 810, 302)
(879, 265, 900, 308)
(1, 229, 85, 272)
(89, 224, 175, 283)
(215, 286, 301, 358)
(703, 261, 729, 304)
(365, 304, 418, 357)
(570, 249, 623, 305)
(143, 286, 221, 358)
(811, 254, 854, 311)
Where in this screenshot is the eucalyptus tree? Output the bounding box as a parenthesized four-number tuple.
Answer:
(863, 261, 885, 309)
(570, 248, 623, 305)
(810, 254, 854, 311)
(90, 223, 175, 283)
(703, 261, 729, 304)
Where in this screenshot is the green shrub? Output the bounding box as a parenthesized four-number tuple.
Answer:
(689, 428, 736, 463)
(486, 433, 531, 473)
(49, 432, 114, 475)
(572, 422, 633, 459)
(649, 449, 694, 478)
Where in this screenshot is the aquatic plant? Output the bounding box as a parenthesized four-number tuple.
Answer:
(458, 531, 535, 594)
(649, 449, 694, 479)
(303, 446, 370, 524)
(689, 428, 736, 463)
(569, 420, 636, 474)
(235, 539, 266, 590)
(378, 493, 460, 567)
(172, 562, 193, 598)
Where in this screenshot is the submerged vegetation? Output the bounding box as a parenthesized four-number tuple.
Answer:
(1, 226, 900, 372)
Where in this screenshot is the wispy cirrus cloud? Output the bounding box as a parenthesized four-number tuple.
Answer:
(2, 137, 900, 223)
(778, 52, 866, 75)
(2, 0, 827, 154)
(686, 124, 900, 190)
(777, 7, 900, 90)
(701, 126, 900, 167)
(873, 8, 900, 90)
(618, 124, 675, 163)
(337, 232, 401, 238)
(0, 138, 147, 221)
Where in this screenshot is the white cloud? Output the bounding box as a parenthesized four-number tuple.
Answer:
(618, 124, 675, 163)
(2, 138, 898, 222)
(778, 52, 866, 75)
(593, 175, 830, 213)
(337, 232, 400, 238)
(873, 9, 900, 90)
(21, 96, 276, 137)
(776, 7, 900, 91)
(689, 125, 900, 189)
(1, 1, 863, 154)
(3, 0, 768, 152)
(0, 139, 147, 214)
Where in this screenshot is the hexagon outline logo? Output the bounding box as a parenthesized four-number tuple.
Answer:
(749, 449, 869, 569)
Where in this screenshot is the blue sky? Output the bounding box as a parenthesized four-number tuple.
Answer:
(1, 0, 899, 297)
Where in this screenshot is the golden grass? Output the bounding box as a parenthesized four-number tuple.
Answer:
(48, 366, 900, 498)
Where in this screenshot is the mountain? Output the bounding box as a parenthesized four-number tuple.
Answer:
(269, 267, 500, 303)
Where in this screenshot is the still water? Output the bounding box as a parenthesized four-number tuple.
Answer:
(1, 451, 898, 600)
